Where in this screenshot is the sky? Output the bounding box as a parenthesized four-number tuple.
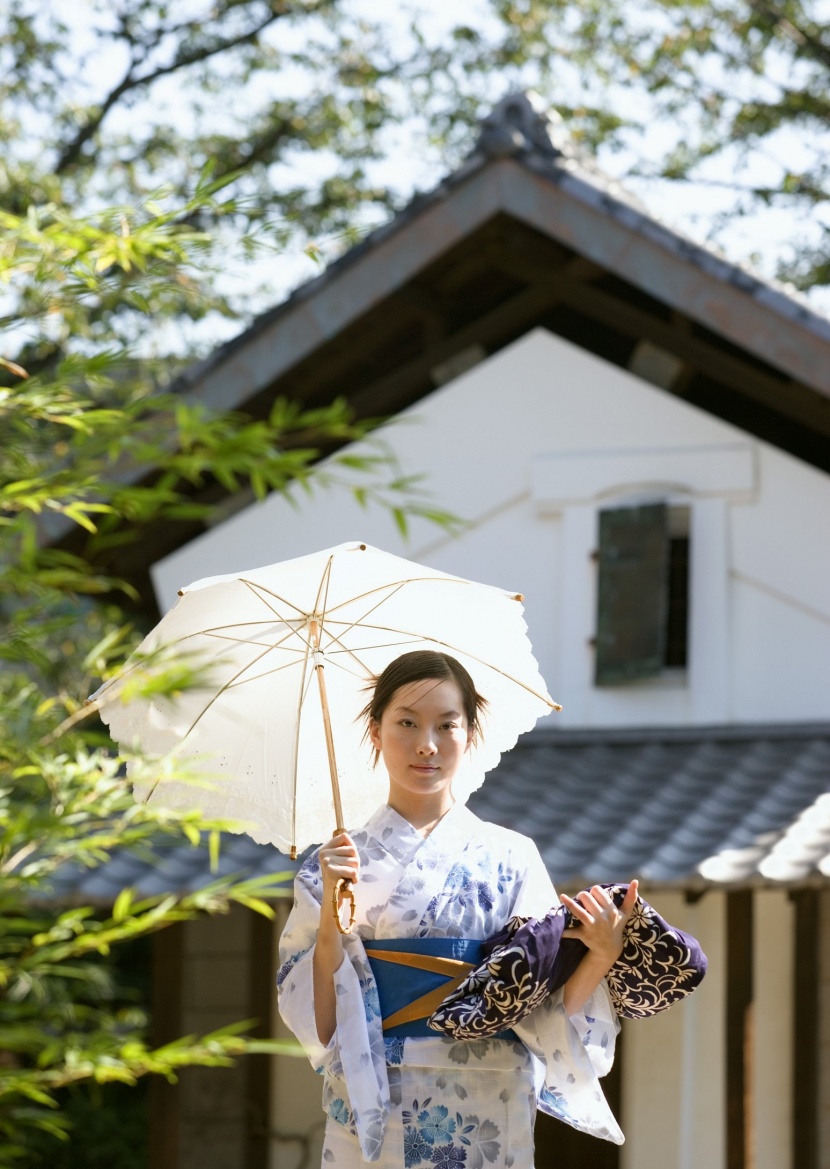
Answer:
(53, 0, 830, 344)
(339, 5, 824, 326)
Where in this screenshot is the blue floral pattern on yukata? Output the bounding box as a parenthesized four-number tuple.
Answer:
(402, 1101, 503, 1169)
(277, 803, 624, 1167)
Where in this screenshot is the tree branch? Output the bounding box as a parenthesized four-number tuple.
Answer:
(748, 0, 830, 72)
(630, 166, 829, 203)
(54, 7, 286, 174)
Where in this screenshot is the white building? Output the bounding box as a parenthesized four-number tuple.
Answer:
(73, 94, 830, 1169)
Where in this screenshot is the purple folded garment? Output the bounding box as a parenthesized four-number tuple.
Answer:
(429, 883, 707, 1040)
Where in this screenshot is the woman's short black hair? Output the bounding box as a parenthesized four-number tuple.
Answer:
(360, 650, 487, 765)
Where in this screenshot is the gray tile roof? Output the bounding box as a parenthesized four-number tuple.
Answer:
(48, 829, 298, 905)
(469, 722, 830, 888)
(49, 723, 830, 903)
(473, 93, 830, 343)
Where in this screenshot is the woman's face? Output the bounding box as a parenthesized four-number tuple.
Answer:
(368, 677, 472, 806)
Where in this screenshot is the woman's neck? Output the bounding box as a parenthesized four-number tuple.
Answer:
(387, 793, 455, 837)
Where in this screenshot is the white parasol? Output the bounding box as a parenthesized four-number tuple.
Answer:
(89, 542, 558, 866)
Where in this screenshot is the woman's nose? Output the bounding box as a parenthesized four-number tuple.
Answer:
(416, 732, 437, 755)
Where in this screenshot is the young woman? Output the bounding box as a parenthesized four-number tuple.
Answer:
(277, 650, 637, 1167)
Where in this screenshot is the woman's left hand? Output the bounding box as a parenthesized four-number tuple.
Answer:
(560, 880, 639, 968)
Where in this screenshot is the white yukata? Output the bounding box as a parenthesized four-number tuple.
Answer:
(277, 803, 623, 1167)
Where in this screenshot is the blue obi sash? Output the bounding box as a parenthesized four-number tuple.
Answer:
(364, 937, 518, 1041)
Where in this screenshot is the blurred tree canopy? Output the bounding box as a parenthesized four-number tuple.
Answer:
(1, 0, 827, 313)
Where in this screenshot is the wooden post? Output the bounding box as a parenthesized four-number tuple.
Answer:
(244, 909, 277, 1169)
(791, 889, 819, 1169)
(726, 891, 753, 1169)
(149, 923, 184, 1169)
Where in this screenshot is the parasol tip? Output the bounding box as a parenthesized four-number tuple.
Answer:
(552, 702, 563, 711)
(290, 845, 298, 860)
(513, 593, 524, 602)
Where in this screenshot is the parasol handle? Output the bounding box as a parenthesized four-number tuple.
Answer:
(333, 878, 356, 933)
(311, 629, 354, 935)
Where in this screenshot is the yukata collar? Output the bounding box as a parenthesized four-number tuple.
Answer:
(384, 801, 472, 843)
(364, 802, 475, 865)
(369, 803, 481, 940)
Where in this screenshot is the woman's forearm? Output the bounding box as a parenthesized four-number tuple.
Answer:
(562, 950, 615, 1016)
(559, 881, 638, 1015)
(312, 832, 360, 1046)
(312, 918, 345, 1045)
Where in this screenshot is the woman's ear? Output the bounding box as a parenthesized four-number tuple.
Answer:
(368, 718, 382, 752)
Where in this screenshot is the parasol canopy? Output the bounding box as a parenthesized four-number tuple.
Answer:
(89, 541, 558, 858)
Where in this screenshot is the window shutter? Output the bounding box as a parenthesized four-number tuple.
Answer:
(594, 503, 669, 685)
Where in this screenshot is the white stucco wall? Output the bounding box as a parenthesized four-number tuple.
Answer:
(152, 327, 830, 728)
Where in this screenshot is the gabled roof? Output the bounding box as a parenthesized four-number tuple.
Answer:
(50, 723, 830, 902)
(56, 94, 830, 616)
(181, 91, 830, 409)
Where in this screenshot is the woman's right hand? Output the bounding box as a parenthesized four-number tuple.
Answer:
(318, 830, 360, 917)
(313, 831, 360, 1044)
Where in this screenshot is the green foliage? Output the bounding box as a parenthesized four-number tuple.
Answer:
(0, 182, 450, 1159)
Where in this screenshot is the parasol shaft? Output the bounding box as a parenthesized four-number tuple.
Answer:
(313, 654, 345, 832)
(309, 620, 354, 934)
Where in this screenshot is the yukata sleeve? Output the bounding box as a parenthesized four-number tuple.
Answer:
(276, 860, 391, 1162)
(510, 838, 624, 1144)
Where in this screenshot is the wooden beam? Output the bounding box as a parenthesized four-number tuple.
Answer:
(244, 909, 277, 1169)
(791, 890, 819, 1169)
(568, 281, 826, 423)
(484, 232, 605, 287)
(349, 280, 566, 417)
(149, 924, 184, 1169)
(726, 891, 753, 1169)
(490, 246, 830, 430)
(274, 223, 582, 418)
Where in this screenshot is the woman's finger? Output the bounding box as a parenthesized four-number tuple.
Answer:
(621, 879, 639, 915)
(321, 830, 356, 852)
(561, 893, 594, 924)
(321, 851, 359, 871)
(320, 851, 360, 886)
(573, 890, 605, 918)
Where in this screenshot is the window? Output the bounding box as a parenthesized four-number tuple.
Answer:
(593, 502, 689, 685)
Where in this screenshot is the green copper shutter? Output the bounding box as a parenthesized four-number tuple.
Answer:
(594, 503, 669, 685)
